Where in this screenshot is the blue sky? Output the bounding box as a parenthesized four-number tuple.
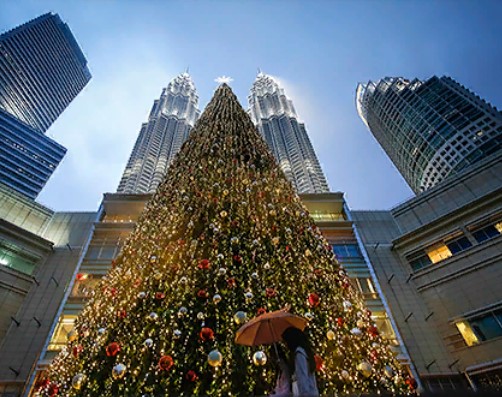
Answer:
(1, 0, 501, 211)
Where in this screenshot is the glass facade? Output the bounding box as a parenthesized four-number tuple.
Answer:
(0, 109, 66, 198)
(117, 72, 200, 193)
(356, 76, 502, 193)
(248, 73, 329, 194)
(0, 13, 91, 133)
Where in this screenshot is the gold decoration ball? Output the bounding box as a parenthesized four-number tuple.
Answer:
(197, 312, 205, 320)
(112, 363, 127, 379)
(384, 365, 394, 378)
(71, 373, 85, 390)
(357, 361, 373, 377)
(252, 351, 267, 366)
(208, 349, 223, 367)
(326, 330, 335, 340)
(356, 319, 365, 328)
(213, 294, 222, 304)
(233, 311, 247, 324)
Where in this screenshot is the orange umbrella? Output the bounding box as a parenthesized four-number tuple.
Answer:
(235, 309, 308, 346)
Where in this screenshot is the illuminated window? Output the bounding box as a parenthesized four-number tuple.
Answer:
(426, 243, 452, 264)
(456, 321, 480, 346)
(353, 277, 378, 299)
(456, 308, 502, 347)
(48, 315, 76, 351)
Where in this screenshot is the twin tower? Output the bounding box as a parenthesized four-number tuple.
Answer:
(117, 72, 330, 195)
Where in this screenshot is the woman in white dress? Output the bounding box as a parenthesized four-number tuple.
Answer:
(282, 327, 319, 397)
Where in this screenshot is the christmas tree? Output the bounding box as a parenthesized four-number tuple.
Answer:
(40, 84, 411, 396)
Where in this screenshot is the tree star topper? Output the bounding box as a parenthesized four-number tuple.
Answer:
(215, 75, 233, 85)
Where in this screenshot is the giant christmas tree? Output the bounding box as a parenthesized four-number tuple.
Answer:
(40, 84, 411, 396)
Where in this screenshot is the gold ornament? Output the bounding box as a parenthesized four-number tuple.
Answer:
(327, 330, 335, 340)
(71, 373, 85, 390)
(208, 349, 223, 367)
(272, 237, 280, 245)
(220, 210, 228, 218)
(252, 351, 267, 366)
(233, 311, 247, 324)
(356, 319, 364, 328)
(67, 330, 77, 342)
(112, 363, 127, 379)
(357, 361, 373, 377)
(197, 312, 205, 320)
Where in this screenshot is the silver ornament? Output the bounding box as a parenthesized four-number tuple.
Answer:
(357, 361, 372, 377)
(112, 363, 127, 379)
(148, 312, 159, 321)
(251, 272, 259, 279)
(252, 351, 267, 366)
(178, 307, 188, 317)
(305, 312, 314, 321)
(197, 312, 205, 320)
(97, 327, 106, 335)
(245, 291, 254, 300)
(384, 365, 394, 378)
(350, 327, 362, 336)
(138, 291, 146, 299)
(72, 373, 85, 389)
(208, 349, 223, 367)
(343, 300, 352, 311)
(144, 338, 153, 348)
(218, 268, 227, 276)
(213, 294, 222, 304)
(173, 329, 182, 338)
(179, 276, 187, 284)
(233, 311, 247, 324)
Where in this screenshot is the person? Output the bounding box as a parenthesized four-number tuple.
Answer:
(270, 344, 292, 396)
(282, 327, 319, 397)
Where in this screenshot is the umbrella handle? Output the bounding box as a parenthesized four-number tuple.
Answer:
(268, 319, 280, 360)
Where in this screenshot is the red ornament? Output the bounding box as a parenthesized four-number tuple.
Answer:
(308, 293, 321, 307)
(369, 349, 379, 363)
(336, 317, 344, 327)
(158, 355, 174, 371)
(72, 344, 83, 358)
(314, 355, 324, 371)
(155, 292, 166, 300)
(199, 327, 215, 341)
(198, 259, 210, 270)
(368, 325, 379, 337)
(226, 278, 236, 288)
(118, 309, 127, 319)
(178, 239, 185, 246)
(110, 287, 118, 297)
(76, 273, 87, 281)
(406, 378, 418, 390)
(185, 370, 198, 382)
(233, 255, 242, 263)
(313, 268, 323, 276)
(266, 288, 277, 298)
(106, 342, 121, 357)
(133, 278, 142, 288)
(48, 383, 59, 396)
(257, 307, 267, 316)
(35, 378, 50, 390)
(197, 289, 208, 299)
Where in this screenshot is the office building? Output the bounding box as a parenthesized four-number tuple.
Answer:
(356, 76, 502, 193)
(0, 13, 91, 133)
(0, 185, 96, 396)
(0, 13, 90, 198)
(117, 72, 200, 193)
(248, 72, 330, 193)
(352, 152, 502, 392)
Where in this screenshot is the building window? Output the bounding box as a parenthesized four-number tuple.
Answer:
(445, 236, 472, 254)
(332, 244, 363, 259)
(409, 254, 432, 271)
(471, 222, 502, 243)
(353, 277, 378, 299)
(426, 243, 452, 264)
(0, 245, 37, 275)
(456, 308, 502, 346)
(48, 315, 76, 351)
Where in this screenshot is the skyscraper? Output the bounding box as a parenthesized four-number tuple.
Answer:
(248, 72, 330, 194)
(0, 13, 91, 198)
(0, 13, 91, 133)
(117, 72, 200, 194)
(356, 76, 502, 193)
